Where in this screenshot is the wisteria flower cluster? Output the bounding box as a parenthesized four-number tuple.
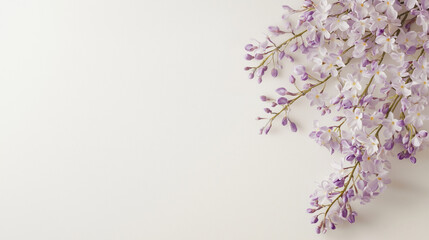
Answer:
(245, 0, 429, 234)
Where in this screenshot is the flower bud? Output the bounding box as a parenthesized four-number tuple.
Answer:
(407, 146, 414, 154)
(381, 103, 390, 115)
(268, 26, 280, 34)
(244, 54, 254, 60)
(347, 189, 355, 198)
(276, 87, 287, 96)
(277, 97, 289, 105)
(290, 121, 298, 132)
(278, 51, 285, 60)
(290, 42, 298, 52)
(248, 72, 254, 79)
(254, 53, 264, 60)
(285, 55, 294, 62)
(407, 46, 416, 55)
(341, 207, 348, 218)
(307, 208, 316, 213)
(301, 73, 309, 81)
(384, 139, 394, 150)
(343, 195, 348, 203)
(356, 155, 363, 162)
(244, 44, 255, 51)
(294, 65, 306, 75)
(402, 134, 409, 145)
(398, 151, 406, 160)
(418, 130, 428, 138)
(282, 117, 288, 126)
(302, 83, 311, 90)
(346, 154, 355, 161)
(347, 212, 357, 223)
(333, 116, 344, 122)
(331, 96, 342, 105)
(271, 68, 278, 77)
(334, 178, 345, 188)
(356, 180, 366, 190)
(311, 215, 319, 224)
(264, 124, 272, 134)
(316, 226, 321, 234)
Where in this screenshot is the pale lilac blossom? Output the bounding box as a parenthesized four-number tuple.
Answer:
(244, 0, 429, 234)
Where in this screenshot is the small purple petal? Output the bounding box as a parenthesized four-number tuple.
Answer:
(278, 51, 285, 60)
(356, 180, 366, 190)
(245, 44, 255, 51)
(277, 97, 288, 105)
(346, 154, 355, 161)
(311, 215, 319, 224)
(381, 103, 390, 115)
(248, 72, 254, 79)
(418, 130, 428, 138)
(244, 54, 254, 60)
(290, 42, 298, 52)
(276, 87, 287, 96)
(407, 46, 416, 55)
(334, 178, 345, 188)
(281, 117, 288, 126)
(341, 207, 348, 218)
(254, 54, 264, 60)
(301, 73, 309, 81)
(316, 226, 321, 234)
(384, 139, 394, 150)
(264, 124, 272, 134)
(271, 68, 278, 77)
(307, 208, 316, 213)
(294, 65, 306, 75)
(290, 121, 298, 132)
(347, 212, 357, 223)
(285, 54, 294, 62)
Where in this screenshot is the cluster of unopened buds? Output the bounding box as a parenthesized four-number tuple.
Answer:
(245, 0, 429, 234)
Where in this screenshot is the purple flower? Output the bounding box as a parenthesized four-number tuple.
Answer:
(281, 117, 288, 126)
(245, 0, 429, 234)
(276, 88, 287, 96)
(294, 65, 306, 75)
(290, 121, 297, 132)
(277, 97, 288, 105)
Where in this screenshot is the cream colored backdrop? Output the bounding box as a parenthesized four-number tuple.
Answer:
(0, 0, 427, 239)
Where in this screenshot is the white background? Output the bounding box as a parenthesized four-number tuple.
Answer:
(0, 0, 428, 239)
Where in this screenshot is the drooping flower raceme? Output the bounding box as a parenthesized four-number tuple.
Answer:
(244, 0, 429, 234)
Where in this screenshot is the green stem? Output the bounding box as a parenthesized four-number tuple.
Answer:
(268, 75, 332, 122)
(253, 30, 308, 70)
(354, 52, 386, 110)
(324, 162, 359, 217)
